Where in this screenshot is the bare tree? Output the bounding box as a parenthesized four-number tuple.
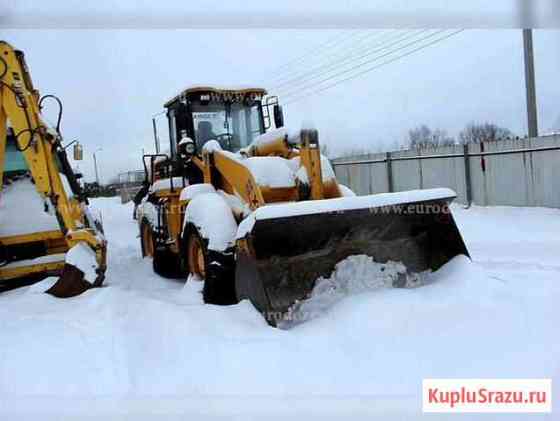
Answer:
(433, 129, 455, 147)
(459, 122, 513, 144)
(408, 125, 454, 149)
(408, 125, 431, 149)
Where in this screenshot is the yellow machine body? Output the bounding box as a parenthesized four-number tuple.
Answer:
(138, 86, 469, 325)
(0, 41, 106, 295)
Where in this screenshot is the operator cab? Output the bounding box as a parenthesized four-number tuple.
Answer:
(164, 86, 267, 157)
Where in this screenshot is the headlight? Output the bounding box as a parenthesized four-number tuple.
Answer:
(185, 142, 196, 154)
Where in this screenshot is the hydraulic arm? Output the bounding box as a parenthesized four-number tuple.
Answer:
(0, 40, 106, 296)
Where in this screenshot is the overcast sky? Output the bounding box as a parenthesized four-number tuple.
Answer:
(2, 2, 559, 182)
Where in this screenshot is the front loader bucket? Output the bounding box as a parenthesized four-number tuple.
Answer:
(235, 189, 469, 325)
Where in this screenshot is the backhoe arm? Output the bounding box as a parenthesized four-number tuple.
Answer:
(0, 41, 78, 233)
(0, 41, 106, 297)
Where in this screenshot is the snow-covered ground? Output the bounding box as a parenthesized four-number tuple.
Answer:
(0, 198, 558, 420)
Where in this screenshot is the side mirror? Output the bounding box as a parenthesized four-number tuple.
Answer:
(73, 142, 83, 160)
(273, 105, 284, 128)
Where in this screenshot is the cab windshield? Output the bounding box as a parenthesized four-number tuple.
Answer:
(191, 101, 264, 152)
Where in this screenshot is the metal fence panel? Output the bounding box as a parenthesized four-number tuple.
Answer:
(331, 134, 560, 208)
(529, 136, 560, 208)
(419, 144, 467, 204)
(370, 156, 390, 194)
(391, 149, 421, 192)
(469, 138, 529, 206)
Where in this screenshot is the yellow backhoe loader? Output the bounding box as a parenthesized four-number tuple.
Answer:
(137, 86, 468, 325)
(0, 41, 106, 296)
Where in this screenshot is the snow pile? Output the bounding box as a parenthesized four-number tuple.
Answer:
(280, 255, 425, 328)
(288, 155, 336, 183)
(244, 156, 295, 188)
(65, 242, 98, 284)
(0, 177, 60, 236)
(179, 183, 216, 201)
(184, 193, 237, 251)
(250, 127, 287, 149)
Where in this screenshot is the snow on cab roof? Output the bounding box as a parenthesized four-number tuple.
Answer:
(165, 85, 268, 107)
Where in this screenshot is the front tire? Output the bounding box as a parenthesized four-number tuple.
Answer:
(184, 224, 237, 305)
(152, 246, 183, 279)
(140, 219, 154, 258)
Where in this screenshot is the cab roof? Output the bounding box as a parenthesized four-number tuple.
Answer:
(165, 85, 268, 107)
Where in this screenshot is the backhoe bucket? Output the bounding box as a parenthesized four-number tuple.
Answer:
(235, 189, 469, 325)
(46, 242, 106, 298)
(45, 263, 96, 298)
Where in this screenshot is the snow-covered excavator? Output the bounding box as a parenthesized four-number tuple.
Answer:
(137, 85, 468, 325)
(0, 41, 106, 295)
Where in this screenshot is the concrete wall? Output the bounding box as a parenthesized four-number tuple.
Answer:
(332, 135, 560, 208)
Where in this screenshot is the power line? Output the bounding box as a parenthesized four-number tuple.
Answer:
(272, 30, 396, 90)
(267, 31, 350, 74)
(284, 30, 464, 105)
(273, 30, 427, 95)
(284, 29, 464, 105)
(268, 30, 388, 87)
(263, 30, 361, 83)
(280, 29, 447, 100)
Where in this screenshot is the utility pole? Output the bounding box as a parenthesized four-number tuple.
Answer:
(522, 29, 538, 138)
(152, 117, 160, 153)
(93, 148, 102, 185)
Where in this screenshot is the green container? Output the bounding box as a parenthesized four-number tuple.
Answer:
(4, 136, 29, 173)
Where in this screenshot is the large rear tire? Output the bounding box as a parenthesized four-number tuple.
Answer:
(184, 224, 237, 305)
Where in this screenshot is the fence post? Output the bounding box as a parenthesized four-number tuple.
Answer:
(386, 152, 394, 193)
(463, 143, 472, 207)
